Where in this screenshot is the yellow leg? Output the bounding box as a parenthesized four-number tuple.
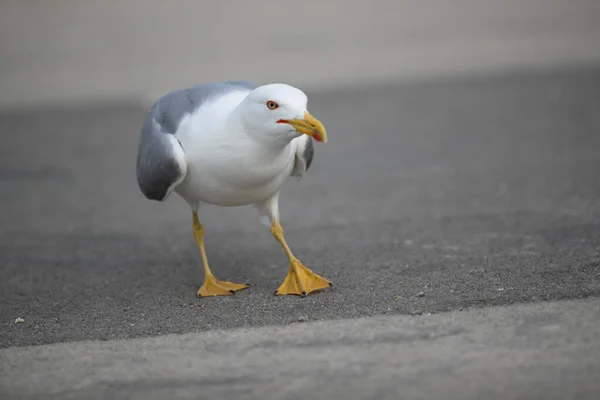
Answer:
(271, 220, 331, 297)
(193, 212, 249, 297)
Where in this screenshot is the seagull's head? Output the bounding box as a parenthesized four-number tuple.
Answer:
(240, 83, 328, 145)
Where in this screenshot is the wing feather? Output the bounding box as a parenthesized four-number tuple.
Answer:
(291, 135, 314, 179)
(136, 115, 187, 201)
(136, 80, 259, 201)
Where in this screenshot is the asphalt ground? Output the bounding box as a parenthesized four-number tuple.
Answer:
(1, 65, 599, 351)
(2, 298, 599, 400)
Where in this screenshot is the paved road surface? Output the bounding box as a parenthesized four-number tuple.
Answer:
(1, 65, 600, 398)
(2, 298, 599, 400)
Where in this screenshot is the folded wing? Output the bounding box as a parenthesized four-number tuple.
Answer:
(291, 134, 314, 179)
(136, 80, 259, 201)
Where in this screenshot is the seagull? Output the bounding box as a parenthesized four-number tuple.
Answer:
(136, 80, 331, 297)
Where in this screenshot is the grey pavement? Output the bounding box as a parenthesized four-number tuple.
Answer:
(2, 64, 600, 348)
(2, 0, 600, 398)
(1, 65, 600, 399)
(2, 297, 599, 400)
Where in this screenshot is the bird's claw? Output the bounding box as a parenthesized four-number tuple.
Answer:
(197, 276, 249, 297)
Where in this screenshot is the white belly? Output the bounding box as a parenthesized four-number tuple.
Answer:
(175, 161, 293, 207)
(175, 136, 296, 207)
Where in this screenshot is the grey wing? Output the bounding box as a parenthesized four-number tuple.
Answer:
(136, 80, 259, 201)
(136, 113, 187, 201)
(153, 80, 259, 134)
(291, 135, 314, 179)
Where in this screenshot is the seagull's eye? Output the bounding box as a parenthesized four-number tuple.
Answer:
(266, 100, 279, 110)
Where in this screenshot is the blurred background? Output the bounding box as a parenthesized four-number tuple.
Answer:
(2, 1, 600, 399)
(1, 0, 599, 109)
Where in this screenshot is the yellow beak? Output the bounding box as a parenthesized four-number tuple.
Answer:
(283, 111, 328, 143)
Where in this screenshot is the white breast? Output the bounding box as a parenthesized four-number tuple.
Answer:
(173, 92, 297, 207)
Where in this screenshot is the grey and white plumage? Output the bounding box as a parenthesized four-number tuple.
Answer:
(135, 80, 323, 226)
(137, 81, 256, 201)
